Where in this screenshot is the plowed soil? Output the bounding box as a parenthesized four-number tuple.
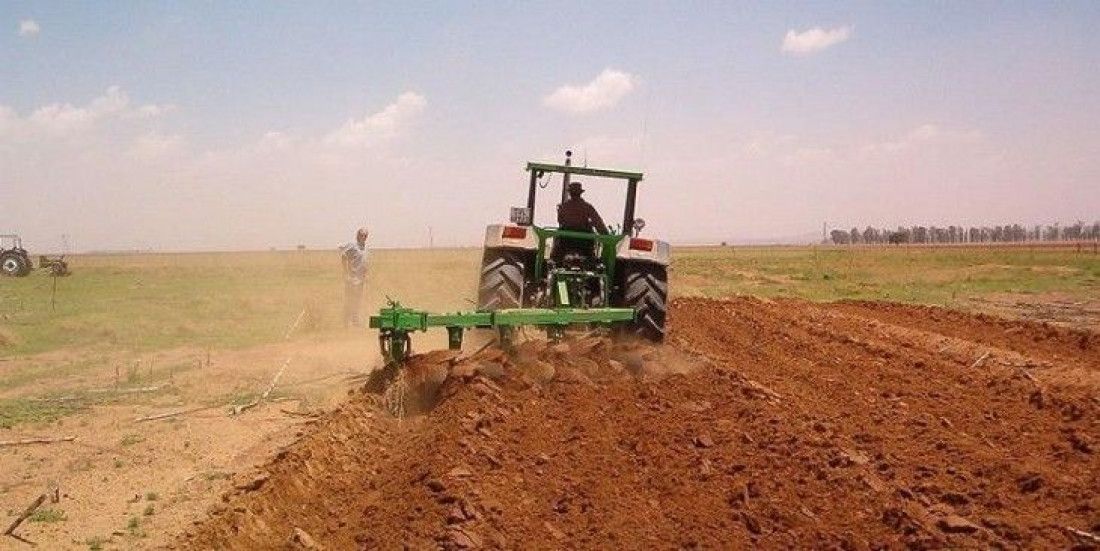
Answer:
(176, 297, 1099, 550)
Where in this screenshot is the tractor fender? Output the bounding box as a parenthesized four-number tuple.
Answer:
(483, 224, 538, 250)
(615, 237, 671, 266)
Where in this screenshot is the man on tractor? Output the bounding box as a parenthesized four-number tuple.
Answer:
(554, 181, 608, 262)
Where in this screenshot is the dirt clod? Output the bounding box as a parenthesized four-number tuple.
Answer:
(937, 514, 980, 534)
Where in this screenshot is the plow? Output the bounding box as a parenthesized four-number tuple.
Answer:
(367, 151, 669, 387)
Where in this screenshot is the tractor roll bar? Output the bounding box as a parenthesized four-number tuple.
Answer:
(524, 152, 645, 235)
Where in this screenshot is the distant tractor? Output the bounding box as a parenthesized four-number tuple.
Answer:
(0, 234, 32, 277)
(477, 151, 669, 341)
(0, 235, 69, 277)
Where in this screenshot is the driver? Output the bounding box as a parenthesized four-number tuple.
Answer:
(558, 182, 608, 235)
(554, 182, 608, 260)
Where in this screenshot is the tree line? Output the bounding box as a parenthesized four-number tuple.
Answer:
(828, 221, 1100, 245)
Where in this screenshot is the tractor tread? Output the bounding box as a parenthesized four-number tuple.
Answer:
(617, 261, 668, 342)
(477, 248, 529, 311)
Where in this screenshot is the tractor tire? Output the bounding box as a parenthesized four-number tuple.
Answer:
(617, 261, 668, 342)
(477, 248, 531, 311)
(0, 252, 31, 277)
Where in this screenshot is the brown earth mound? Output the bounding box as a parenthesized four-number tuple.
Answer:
(176, 297, 1099, 550)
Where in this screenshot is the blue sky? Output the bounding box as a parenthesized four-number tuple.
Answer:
(2, 2, 1098, 250)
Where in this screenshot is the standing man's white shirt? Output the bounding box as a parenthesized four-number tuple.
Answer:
(341, 241, 369, 285)
(341, 227, 370, 328)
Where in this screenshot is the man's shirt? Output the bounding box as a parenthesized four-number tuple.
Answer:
(557, 197, 609, 234)
(341, 242, 369, 285)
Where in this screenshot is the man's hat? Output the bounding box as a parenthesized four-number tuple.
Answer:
(567, 182, 584, 195)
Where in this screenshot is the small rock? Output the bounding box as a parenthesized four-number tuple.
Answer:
(699, 458, 713, 477)
(475, 361, 505, 380)
(555, 367, 596, 388)
(607, 359, 625, 373)
(451, 362, 478, 380)
(478, 348, 506, 363)
(680, 400, 712, 413)
(740, 512, 762, 535)
(289, 527, 324, 550)
(1067, 431, 1093, 454)
(544, 521, 566, 540)
(449, 528, 482, 548)
(425, 479, 446, 493)
(235, 473, 270, 492)
(1017, 474, 1043, 494)
(530, 361, 556, 383)
(446, 505, 467, 524)
(447, 466, 473, 478)
(840, 448, 870, 466)
(535, 453, 550, 465)
(693, 434, 715, 448)
(550, 342, 571, 356)
(573, 337, 604, 355)
(937, 514, 979, 534)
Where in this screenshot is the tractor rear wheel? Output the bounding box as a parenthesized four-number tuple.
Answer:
(617, 261, 668, 342)
(0, 252, 30, 277)
(477, 248, 532, 310)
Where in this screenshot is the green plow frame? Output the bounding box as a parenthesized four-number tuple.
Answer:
(368, 301, 634, 365)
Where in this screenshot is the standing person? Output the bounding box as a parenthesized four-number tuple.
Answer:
(341, 227, 370, 328)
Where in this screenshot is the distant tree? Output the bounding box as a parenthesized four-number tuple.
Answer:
(863, 226, 878, 244)
(830, 230, 850, 245)
(849, 227, 861, 244)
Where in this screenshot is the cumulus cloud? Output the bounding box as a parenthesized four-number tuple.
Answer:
(781, 26, 852, 55)
(0, 89, 435, 251)
(543, 69, 636, 114)
(18, 19, 40, 37)
(323, 92, 426, 148)
(14, 85, 173, 135)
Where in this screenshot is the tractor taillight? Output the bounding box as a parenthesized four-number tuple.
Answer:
(629, 238, 654, 252)
(502, 226, 527, 240)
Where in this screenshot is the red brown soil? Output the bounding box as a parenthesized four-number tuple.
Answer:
(175, 297, 1099, 550)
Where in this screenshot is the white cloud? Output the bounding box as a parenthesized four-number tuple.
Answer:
(781, 26, 852, 55)
(543, 69, 636, 114)
(18, 19, 40, 37)
(126, 132, 186, 161)
(323, 92, 426, 148)
(858, 124, 984, 157)
(14, 85, 173, 135)
(0, 89, 438, 251)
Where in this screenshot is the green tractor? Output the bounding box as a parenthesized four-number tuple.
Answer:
(368, 152, 669, 372)
(477, 151, 669, 341)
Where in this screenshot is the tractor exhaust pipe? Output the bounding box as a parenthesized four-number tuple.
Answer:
(561, 150, 572, 204)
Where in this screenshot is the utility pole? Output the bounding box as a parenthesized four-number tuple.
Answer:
(428, 226, 434, 249)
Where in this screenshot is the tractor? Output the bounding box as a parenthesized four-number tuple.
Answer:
(0, 235, 70, 277)
(477, 150, 669, 341)
(368, 152, 669, 374)
(0, 235, 33, 277)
